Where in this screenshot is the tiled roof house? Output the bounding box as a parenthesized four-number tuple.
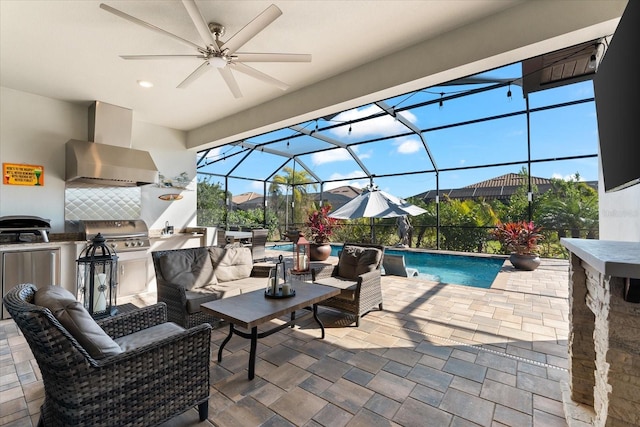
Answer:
(414, 173, 597, 202)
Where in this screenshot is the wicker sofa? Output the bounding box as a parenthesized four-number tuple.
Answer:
(311, 242, 385, 326)
(151, 245, 271, 328)
(3, 283, 211, 427)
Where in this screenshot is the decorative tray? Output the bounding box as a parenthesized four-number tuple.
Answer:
(264, 289, 296, 299)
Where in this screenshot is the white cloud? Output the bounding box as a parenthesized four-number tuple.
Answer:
(551, 172, 585, 181)
(250, 181, 264, 190)
(312, 148, 352, 165)
(323, 170, 369, 191)
(311, 146, 371, 165)
(394, 137, 421, 154)
(328, 105, 418, 139)
(201, 146, 222, 159)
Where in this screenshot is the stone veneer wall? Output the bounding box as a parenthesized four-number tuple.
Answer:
(568, 253, 640, 427)
(568, 254, 596, 406)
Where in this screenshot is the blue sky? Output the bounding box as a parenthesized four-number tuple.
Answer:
(198, 63, 599, 200)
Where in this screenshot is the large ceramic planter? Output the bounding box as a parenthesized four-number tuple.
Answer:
(509, 253, 541, 271)
(310, 243, 331, 261)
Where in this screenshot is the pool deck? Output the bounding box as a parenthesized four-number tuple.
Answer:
(1, 248, 572, 427)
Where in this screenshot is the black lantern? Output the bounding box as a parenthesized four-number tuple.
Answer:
(76, 233, 118, 318)
(293, 233, 310, 272)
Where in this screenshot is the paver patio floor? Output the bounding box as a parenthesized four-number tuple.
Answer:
(1, 254, 571, 427)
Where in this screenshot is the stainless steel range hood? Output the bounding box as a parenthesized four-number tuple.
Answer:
(65, 101, 159, 187)
(66, 139, 159, 186)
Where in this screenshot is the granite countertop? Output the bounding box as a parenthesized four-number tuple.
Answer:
(561, 238, 640, 278)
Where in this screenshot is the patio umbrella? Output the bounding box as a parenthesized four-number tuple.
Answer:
(328, 185, 426, 242)
(328, 185, 426, 219)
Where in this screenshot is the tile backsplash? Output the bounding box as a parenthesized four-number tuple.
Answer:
(65, 183, 141, 220)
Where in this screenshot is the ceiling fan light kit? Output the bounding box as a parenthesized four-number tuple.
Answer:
(207, 56, 227, 69)
(99, 1, 311, 98)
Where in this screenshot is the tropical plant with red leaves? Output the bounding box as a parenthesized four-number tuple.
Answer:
(306, 204, 339, 243)
(492, 221, 543, 255)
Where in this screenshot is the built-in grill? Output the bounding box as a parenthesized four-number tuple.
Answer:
(0, 215, 51, 243)
(79, 219, 150, 253)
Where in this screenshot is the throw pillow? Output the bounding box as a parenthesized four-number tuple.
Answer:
(159, 247, 216, 290)
(337, 245, 362, 280)
(338, 245, 382, 279)
(356, 248, 383, 276)
(34, 285, 122, 359)
(210, 246, 252, 282)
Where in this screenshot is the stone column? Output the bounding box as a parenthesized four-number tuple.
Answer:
(593, 274, 640, 427)
(568, 253, 596, 406)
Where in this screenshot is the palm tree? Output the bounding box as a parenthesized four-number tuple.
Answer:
(269, 166, 317, 233)
(536, 174, 598, 238)
(439, 197, 499, 252)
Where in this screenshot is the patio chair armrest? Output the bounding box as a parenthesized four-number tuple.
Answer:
(98, 303, 168, 339)
(156, 281, 188, 306)
(312, 264, 339, 281)
(92, 322, 212, 373)
(357, 270, 382, 287)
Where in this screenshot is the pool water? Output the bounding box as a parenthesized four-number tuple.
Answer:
(267, 244, 505, 289)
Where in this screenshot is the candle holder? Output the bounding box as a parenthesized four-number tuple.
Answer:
(76, 233, 119, 318)
(265, 255, 295, 298)
(293, 233, 310, 273)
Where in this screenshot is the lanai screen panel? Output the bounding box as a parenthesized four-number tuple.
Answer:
(295, 147, 370, 187)
(323, 103, 415, 144)
(436, 165, 527, 193)
(528, 81, 598, 160)
(198, 144, 288, 182)
(351, 137, 434, 177)
(425, 114, 529, 170)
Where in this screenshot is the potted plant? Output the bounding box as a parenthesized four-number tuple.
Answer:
(305, 204, 339, 261)
(492, 221, 544, 271)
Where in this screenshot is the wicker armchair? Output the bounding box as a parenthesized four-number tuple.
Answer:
(152, 248, 223, 329)
(311, 242, 385, 326)
(3, 283, 211, 427)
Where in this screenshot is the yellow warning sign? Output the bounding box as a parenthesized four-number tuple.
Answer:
(3, 163, 44, 186)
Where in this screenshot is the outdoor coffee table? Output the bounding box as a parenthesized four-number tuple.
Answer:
(201, 279, 340, 380)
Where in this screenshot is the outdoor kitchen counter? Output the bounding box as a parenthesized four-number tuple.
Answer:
(0, 240, 78, 250)
(561, 238, 640, 278)
(560, 237, 640, 427)
(149, 232, 205, 250)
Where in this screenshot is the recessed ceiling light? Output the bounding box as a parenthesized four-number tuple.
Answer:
(137, 80, 154, 88)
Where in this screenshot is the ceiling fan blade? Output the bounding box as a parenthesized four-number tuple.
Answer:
(181, 0, 219, 52)
(233, 53, 312, 63)
(121, 55, 204, 60)
(100, 3, 202, 51)
(218, 67, 243, 98)
(221, 4, 282, 54)
(177, 61, 211, 89)
(232, 62, 289, 91)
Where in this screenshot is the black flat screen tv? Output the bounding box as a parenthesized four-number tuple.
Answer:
(593, 1, 639, 192)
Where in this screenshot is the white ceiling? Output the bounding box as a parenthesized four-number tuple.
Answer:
(0, 1, 627, 151)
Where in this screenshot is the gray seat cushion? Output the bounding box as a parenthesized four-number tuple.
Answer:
(314, 276, 358, 291)
(34, 285, 122, 359)
(115, 322, 185, 352)
(185, 276, 269, 312)
(184, 289, 223, 313)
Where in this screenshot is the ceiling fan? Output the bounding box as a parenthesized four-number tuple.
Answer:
(99, 1, 311, 98)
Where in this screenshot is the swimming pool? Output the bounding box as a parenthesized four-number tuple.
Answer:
(267, 243, 505, 289)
